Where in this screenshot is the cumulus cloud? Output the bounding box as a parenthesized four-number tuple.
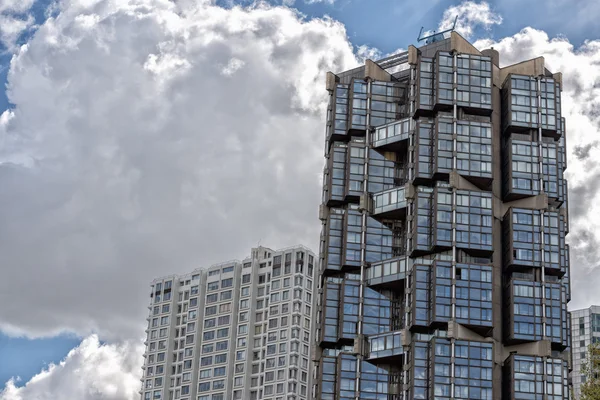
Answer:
(0, 0, 36, 51)
(475, 28, 600, 310)
(0, 335, 143, 400)
(0, 0, 359, 340)
(439, 1, 502, 40)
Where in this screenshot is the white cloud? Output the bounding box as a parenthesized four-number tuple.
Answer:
(0, 0, 358, 341)
(439, 1, 502, 40)
(0, 0, 36, 51)
(0, 335, 143, 400)
(474, 28, 600, 310)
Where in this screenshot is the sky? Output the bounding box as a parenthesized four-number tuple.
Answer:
(0, 0, 600, 398)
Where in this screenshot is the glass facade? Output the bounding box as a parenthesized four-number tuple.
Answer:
(316, 35, 571, 400)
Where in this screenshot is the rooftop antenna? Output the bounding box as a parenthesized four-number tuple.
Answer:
(417, 15, 458, 45)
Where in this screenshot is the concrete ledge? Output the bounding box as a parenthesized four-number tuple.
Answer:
(326, 71, 338, 91)
(451, 32, 482, 56)
(408, 45, 418, 65)
(365, 59, 391, 81)
(500, 57, 545, 83)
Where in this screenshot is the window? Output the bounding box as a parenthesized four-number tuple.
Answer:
(206, 294, 218, 303)
(207, 282, 219, 291)
(217, 328, 229, 338)
(216, 341, 228, 351)
(199, 369, 211, 379)
(220, 290, 232, 300)
(205, 306, 217, 316)
(221, 278, 233, 288)
(215, 353, 227, 363)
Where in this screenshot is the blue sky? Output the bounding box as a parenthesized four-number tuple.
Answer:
(0, 334, 80, 386)
(2, 0, 600, 395)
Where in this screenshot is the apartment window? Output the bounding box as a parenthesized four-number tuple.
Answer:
(206, 294, 218, 304)
(283, 278, 290, 287)
(199, 369, 211, 379)
(214, 367, 226, 377)
(236, 350, 246, 361)
(242, 274, 251, 284)
(239, 312, 248, 322)
(237, 337, 247, 347)
(198, 382, 210, 392)
(217, 328, 229, 338)
(205, 318, 216, 328)
(218, 315, 230, 326)
(207, 282, 219, 291)
(240, 299, 249, 309)
(223, 266, 234, 273)
(221, 278, 233, 288)
(219, 303, 231, 313)
(241, 287, 250, 297)
(216, 341, 228, 351)
(215, 353, 227, 363)
(220, 290, 232, 300)
(239, 325, 248, 334)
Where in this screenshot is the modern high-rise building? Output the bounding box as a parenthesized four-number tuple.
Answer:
(570, 305, 600, 398)
(140, 245, 317, 400)
(314, 32, 572, 399)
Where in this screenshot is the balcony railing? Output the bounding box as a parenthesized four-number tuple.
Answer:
(372, 186, 407, 217)
(368, 330, 405, 360)
(366, 256, 408, 286)
(371, 118, 411, 150)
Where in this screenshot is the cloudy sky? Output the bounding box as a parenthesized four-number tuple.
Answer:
(0, 0, 599, 398)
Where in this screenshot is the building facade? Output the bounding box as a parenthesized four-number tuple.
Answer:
(571, 305, 600, 398)
(314, 32, 572, 399)
(140, 245, 316, 400)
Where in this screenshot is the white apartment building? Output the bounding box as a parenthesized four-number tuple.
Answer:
(140, 245, 317, 400)
(570, 305, 600, 399)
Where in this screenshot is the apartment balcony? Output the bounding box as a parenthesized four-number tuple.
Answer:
(367, 330, 406, 363)
(366, 256, 408, 288)
(371, 186, 407, 219)
(371, 117, 411, 152)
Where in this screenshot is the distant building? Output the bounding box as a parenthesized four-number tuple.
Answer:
(140, 245, 317, 400)
(571, 305, 600, 399)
